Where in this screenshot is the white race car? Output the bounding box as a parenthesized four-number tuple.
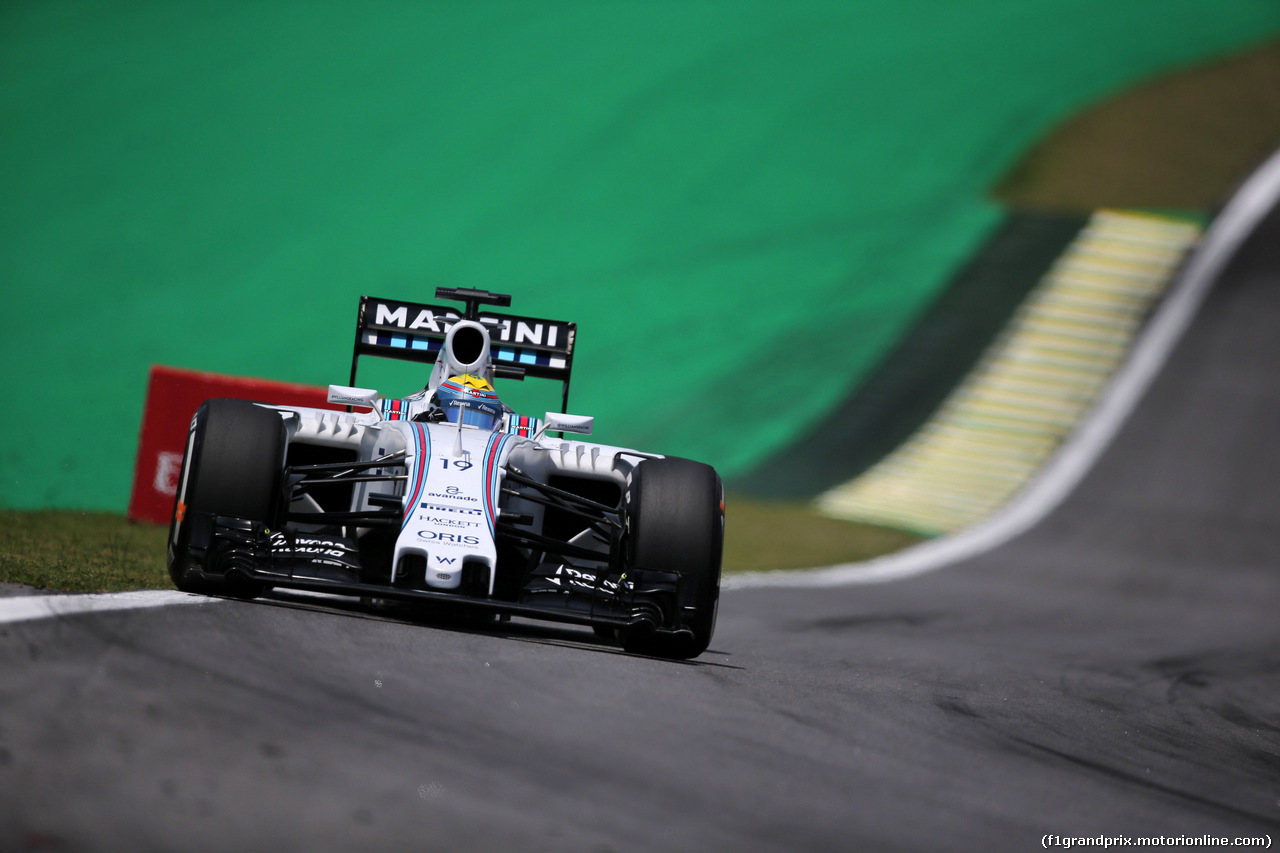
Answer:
(167, 288, 723, 659)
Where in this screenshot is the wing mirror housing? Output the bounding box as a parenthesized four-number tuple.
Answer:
(535, 412, 594, 441)
(328, 385, 380, 414)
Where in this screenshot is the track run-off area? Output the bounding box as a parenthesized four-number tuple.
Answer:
(5, 158, 1280, 850)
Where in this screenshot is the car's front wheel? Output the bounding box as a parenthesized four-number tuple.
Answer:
(619, 457, 723, 659)
(167, 398, 287, 599)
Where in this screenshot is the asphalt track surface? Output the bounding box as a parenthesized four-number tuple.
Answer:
(4, 208, 1280, 851)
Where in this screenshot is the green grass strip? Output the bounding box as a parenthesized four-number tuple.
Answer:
(0, 511, 170, 593)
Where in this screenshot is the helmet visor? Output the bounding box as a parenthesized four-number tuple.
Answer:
(442, 398, 501, 431)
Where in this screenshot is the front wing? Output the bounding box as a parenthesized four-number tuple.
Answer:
(180, 513, 698, 642)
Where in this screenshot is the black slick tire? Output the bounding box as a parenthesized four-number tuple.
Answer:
(167, 398, 287, 598)
(620, 457, 723, 659)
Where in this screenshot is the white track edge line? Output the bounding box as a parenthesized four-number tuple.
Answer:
(0, 590, 213, 626)
(726, 148, 1280, 590)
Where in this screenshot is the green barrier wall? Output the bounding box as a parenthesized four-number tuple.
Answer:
(3, 1, 1278, 510)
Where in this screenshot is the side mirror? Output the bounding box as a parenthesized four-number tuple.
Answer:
(544, 412, 593, 435)
(328, 385, 379, 412)
(534, 412, 594, 441)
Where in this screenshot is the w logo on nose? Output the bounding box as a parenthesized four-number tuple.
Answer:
(434, 556, 457, 565)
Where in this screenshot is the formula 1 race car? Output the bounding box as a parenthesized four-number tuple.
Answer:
(167, 288, 724, 659)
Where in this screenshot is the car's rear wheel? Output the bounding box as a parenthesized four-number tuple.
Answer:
(167, 398, 287, 599)
(620, 457, 723, 659)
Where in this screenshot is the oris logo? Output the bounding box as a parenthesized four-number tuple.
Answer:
(417, 531, 481, 547)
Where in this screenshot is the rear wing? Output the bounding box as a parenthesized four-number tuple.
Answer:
(348, 291, 577, 412)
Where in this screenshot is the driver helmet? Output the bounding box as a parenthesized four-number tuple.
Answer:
(434, 374, 503, 430)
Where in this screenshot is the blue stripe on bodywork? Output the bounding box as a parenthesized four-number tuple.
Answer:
(402, 423, 431, 529)
(481, 432, 511, 538)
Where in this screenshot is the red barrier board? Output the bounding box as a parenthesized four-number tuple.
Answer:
(128, 365, 341, 525)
